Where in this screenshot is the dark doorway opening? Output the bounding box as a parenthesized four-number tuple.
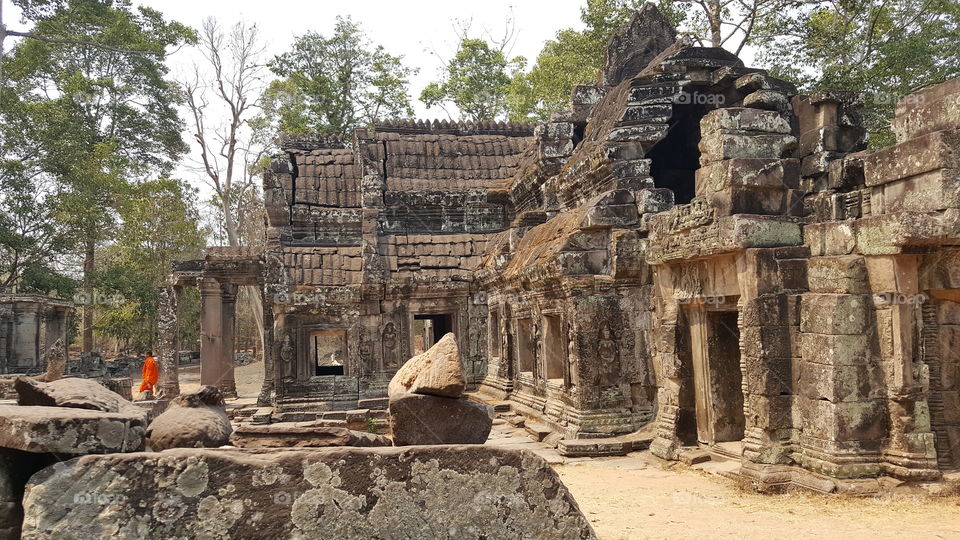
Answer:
(647, 99, 712, 205)
(706, 310, 745, 443)
(413, 313, 453, 354)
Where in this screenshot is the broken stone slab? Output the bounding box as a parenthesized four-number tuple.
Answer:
(145, 386, 232, 451)
(389, 393, 493, 446)
(15, 376, 146, 420)
(230, 424, 391, 448)
(387, 332, 466, 398)
(699, 107, 792, 135)
(0, 404, 146, 454)
(21, 446, 596, 539)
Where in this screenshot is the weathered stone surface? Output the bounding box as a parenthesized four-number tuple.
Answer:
(800, 294, 870, 335)
(863, 128, 960, 186)
(388, 333, 466, 399)
(0, 404, 146, 454)
(699, 107, 792, 134)
(389, 393, 493, 446)
(807, 256, 869, 294)
(145, 386, 231, 451)
(696, 158, 799, 193)
(600, 4, 676, 87)
(15, 376, 146, 419)
(891, 79, 960, 142)
(230, 424, 390, 448)
(21, 446, 595, 539)
(699, 133, 797, 165)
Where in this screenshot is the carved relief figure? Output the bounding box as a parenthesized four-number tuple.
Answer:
(358, 328, 372, 376)
(382, 322, 398, 368)
(280, 334, 294, 364)
(598, 324, 618, 386)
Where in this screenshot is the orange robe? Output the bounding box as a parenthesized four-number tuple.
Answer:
(139, 355, 159, 393)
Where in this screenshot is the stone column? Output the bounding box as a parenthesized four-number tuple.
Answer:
(257, 287, 275, 406)
(156, 285, 181, 398)
(199, 278, 223, 387)
(0, 307, 10, 373)
(220, 282, 238, 398)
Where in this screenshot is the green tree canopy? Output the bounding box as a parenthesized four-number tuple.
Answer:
(755, 0, 960, 147)
(421, 38, 524, 122)
(266, 16, 416, 137)
(506, 0, 654, 121)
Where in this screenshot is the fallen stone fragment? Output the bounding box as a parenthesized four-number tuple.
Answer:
(15, 376, 146, 419)
(230, 424, 391, 448)
(21, 446, 595, 539)
(0, 404, 146, 454)
(389, 393, 493, 446)
(388, 332, 466, 398)
(145, 385, 231, 451)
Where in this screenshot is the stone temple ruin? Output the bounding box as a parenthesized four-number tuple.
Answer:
(3, 3, 960, 537)
(0, 294, 71, 376)
(149, 3, 960, 495)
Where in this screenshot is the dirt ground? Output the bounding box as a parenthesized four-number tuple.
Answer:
(161, 362, 960, 539)
(554, 457, 960, 539)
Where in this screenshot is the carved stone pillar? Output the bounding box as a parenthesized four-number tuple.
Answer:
(257, 287, 275, 406)
(156, 285, 181, 398)
(199, 278, 223, 388)
(220, 282, 238, 398)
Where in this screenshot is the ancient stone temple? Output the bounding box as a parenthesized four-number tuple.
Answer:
(0, 294, 71, 375)
(160, 3, 960, 492)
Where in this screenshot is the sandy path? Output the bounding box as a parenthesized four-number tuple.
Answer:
(555, 456, 960, 540)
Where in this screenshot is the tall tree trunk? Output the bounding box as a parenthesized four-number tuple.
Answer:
(81, 238, 95, 353)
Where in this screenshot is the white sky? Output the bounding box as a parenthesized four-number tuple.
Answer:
(2, 0, 589, 200)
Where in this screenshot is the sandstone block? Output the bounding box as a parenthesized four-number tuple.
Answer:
(801, 398, 886, 442)
(800, 294, 870, 335)
(387, 333, 466, 398)
(15, 376, 146, 419)
(695, 158, 799, 193)
(0, 404, 146, 454)
(21, 446, 595, 539)
(799, 333, 870, 366)
(145, 386, 232, 451)
(892, 80, 960, 142)
(699, 107, 792, 134)
(699, 133, 797, 165)
(863, 129, 960, 186)
(874, 168, 960, 214)
(230, 424, 390, 448)
(389, 393, 493, 446)
(801, 362, 885, 402)
(807, 256, 869, 293)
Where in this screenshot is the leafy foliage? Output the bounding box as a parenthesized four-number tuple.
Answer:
(421, 38, 524, 122)
(267, 16, 416, 136)
(506, 0, 654, 121)
(755, 0, 960, 147)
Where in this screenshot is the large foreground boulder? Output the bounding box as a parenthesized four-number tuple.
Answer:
(389, 393, 493, 446)
(21, 446, 595, 539)
(15, 376, 146, 419)
(230, 424, 391, 448)
(145, 386, 231, 450)
(0, 404, 148, 538)
(388, 332, 465, 398)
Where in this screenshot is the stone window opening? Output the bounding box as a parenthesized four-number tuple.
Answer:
(542, 314, 566, 382)
(647, 97, 714, 205)
(311, 329, 346, 376)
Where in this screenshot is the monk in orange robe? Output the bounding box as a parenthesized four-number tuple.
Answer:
(139, 353, 159, 394)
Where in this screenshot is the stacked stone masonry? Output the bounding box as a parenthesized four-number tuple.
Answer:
(159, 5, 960, 492)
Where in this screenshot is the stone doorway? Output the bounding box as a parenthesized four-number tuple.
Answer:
(516, 318, 535, 375)
(542, 314, 565, 382)
(646, 99, 713, 205)
(412, 313, 453, 355)
(687, 303, 746, 449)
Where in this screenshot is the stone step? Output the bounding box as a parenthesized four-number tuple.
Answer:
(251, 407, 273, 425)
(680, 449, 712, 465)
(525, 422, 553, 442)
